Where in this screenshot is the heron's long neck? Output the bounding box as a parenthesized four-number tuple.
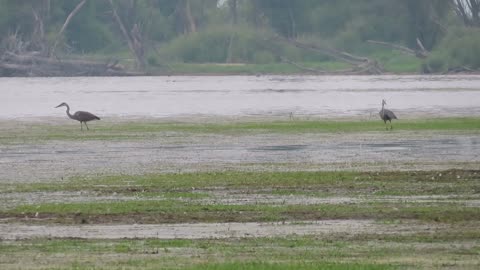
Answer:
(381, 102, 385, 116)
(65, 105, 74, 119)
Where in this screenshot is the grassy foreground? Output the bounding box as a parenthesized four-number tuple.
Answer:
(1, 116, 479, 269)
(1, 169, 479, 269)
(1, 170, 479, 224)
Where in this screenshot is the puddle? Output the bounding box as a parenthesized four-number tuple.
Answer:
(0, 220, 447, 240)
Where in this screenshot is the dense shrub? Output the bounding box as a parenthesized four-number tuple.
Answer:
(158, 26, 307, 63)
(66, 20, 115, 53)
(425, 27, 480, 72)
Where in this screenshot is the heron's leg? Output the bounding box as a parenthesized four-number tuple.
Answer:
(80, 122, 83, 131)
(85, 122, 89, 131)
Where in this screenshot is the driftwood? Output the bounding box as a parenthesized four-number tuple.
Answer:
(0, 52, 142, 77)
(367, 39, 428, 58)
(367, 40, 416, 56)
(443, 65, 477, 74)
(279, 56, 326, 73)
(272, 36, 384, 74)
(0, 1, 146, 77)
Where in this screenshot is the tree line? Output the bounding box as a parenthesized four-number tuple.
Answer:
(1, 0, 479, 75)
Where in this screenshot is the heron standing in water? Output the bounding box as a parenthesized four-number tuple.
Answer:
(55, 102, 100, 130)
(379, 99, 397, 130)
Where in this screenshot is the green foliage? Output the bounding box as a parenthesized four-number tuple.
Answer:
(424, 51, 448, 73)
(0, 0, 476, 72)
(425, 27, 480, 72)
(158, 26, 277, 63)
(371, 50, 421, 73)
(67, 19, 115, 53)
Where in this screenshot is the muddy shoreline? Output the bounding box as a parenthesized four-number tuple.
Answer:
(0, 220, 450, 240)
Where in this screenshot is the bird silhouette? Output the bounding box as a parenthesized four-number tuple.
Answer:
(379, 99, 397, 130)
(55, 102, 100, 131)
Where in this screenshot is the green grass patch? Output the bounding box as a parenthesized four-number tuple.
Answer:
(6, 200, 480, 224)
(5, 170, 479, 197)
(69, 117, 480, 134)
(371, 50, 422, 73)
(2, 233, 480, 269)
(166, 62, 351, 75)
(1, 117, 478, 144)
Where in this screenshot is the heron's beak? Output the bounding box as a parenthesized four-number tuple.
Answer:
(55, 104, 63, 108)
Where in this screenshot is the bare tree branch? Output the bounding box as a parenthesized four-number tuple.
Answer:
(270, 36, 384, 74)
(367, 40, 417, 56)
(108, 0, 145, 70)
(50, 0, 87, 57)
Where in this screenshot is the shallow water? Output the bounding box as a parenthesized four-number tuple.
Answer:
(2, 75, 480, 119)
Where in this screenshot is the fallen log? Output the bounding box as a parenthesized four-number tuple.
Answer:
(270, 36, 384, 74)
(367, 39, 428, 58)
(1, 52, 142, 77)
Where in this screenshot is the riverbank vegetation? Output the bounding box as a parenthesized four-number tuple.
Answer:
(1, 1, 480, 76)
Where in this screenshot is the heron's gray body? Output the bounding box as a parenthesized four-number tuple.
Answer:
(379, 108, 397, 123)
(55, 102, 100, 130)
(72, 111, 101, 122)
(379, 99, 397, 130)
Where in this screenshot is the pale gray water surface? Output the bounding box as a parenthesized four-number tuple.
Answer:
(2, 75, 480, 119)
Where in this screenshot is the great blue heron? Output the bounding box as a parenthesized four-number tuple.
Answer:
(55, 102, 100, 130)
(379, 99, 397, 130)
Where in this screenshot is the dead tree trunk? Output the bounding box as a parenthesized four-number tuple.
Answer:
(185, 0, 197, 33)
(226, 0, 239, 63)
(176, 0, 197, 34)
(287, 2, 296, 38)
(367, 40, 428, 58)
(415, 38, 429, 57)
(108, 0, 146, 70)
(31, 8, 46, 52)
(229, 0, 238, 25)
(50, 0, 87, 57)
(455, 0, 480, 26)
